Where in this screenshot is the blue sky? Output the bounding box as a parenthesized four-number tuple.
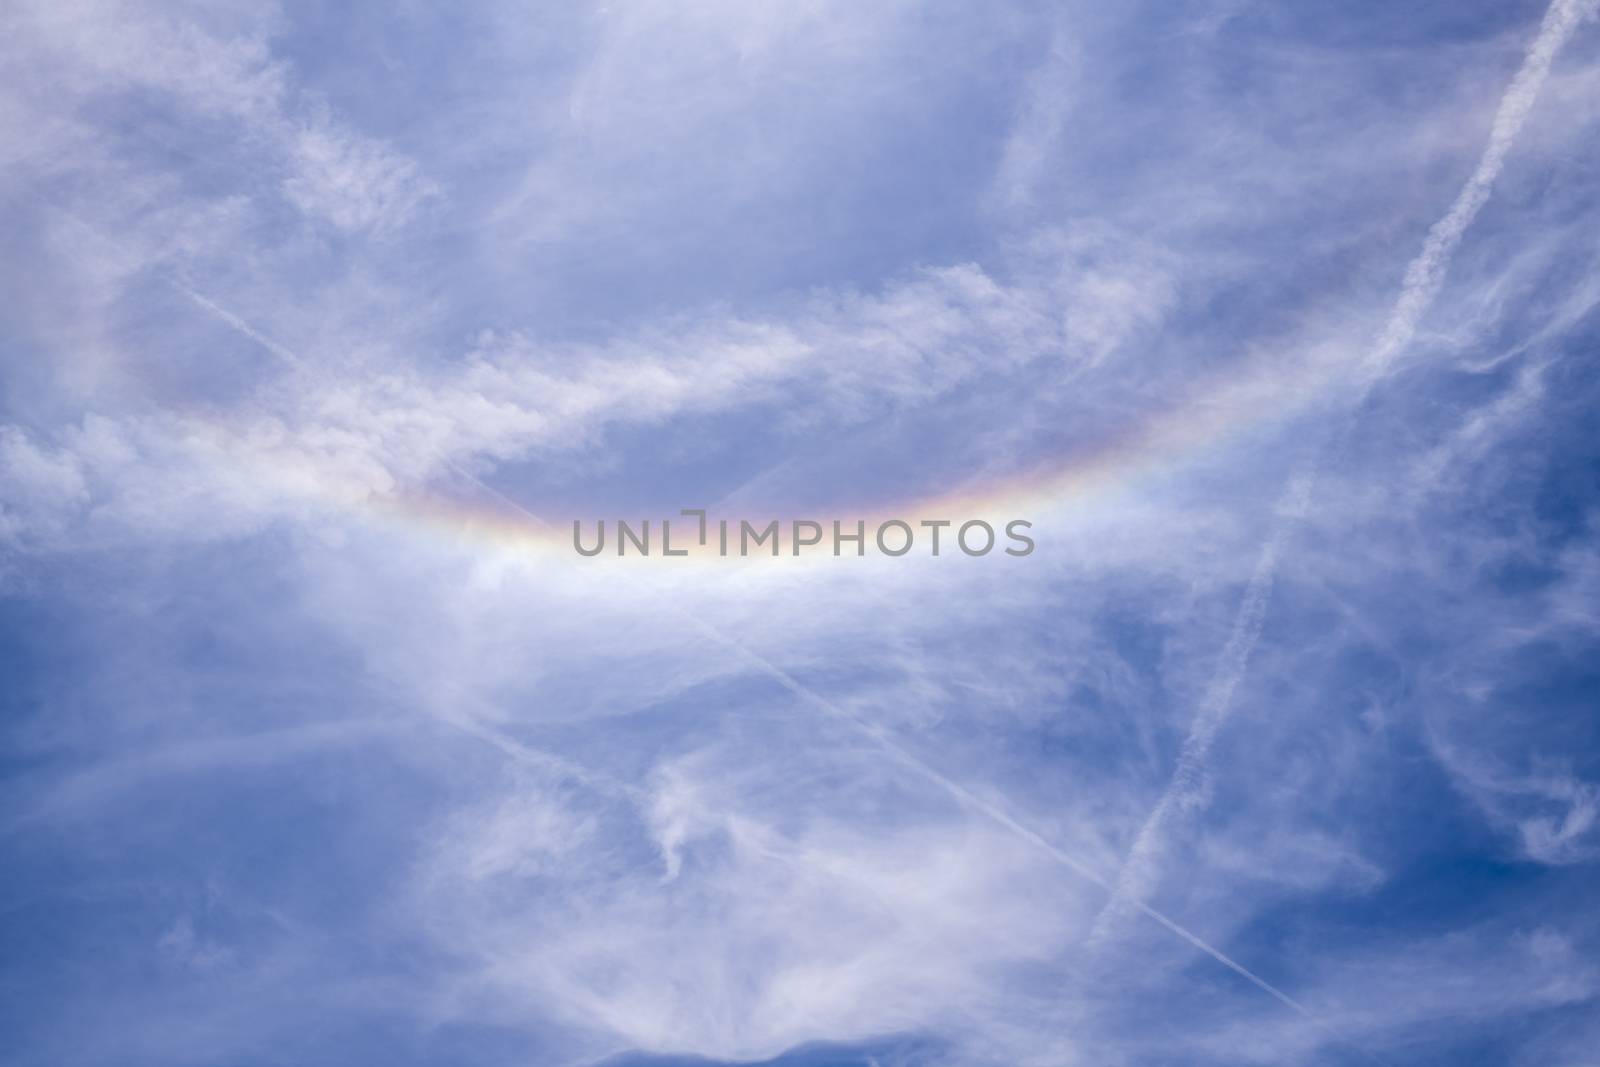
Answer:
(2, 1, 1600, 1064)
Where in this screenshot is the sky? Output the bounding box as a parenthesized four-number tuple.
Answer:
(2, 1, 1599, 1065)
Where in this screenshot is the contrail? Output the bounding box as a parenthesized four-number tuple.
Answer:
(168, 279, 307, 371)
(1366, 0, 1599, 379)
(1086, 476, 1310, 948)
(44, 197, 308, 373)
(707, 625, 1312, 1015)
(1087, 0, 1597, 949)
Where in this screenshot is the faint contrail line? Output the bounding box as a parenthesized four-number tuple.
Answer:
(44, 197, 310, 373)
(709, 621, 1312, 1016)
(168, 280, 308, 371)
(1086, 0, 1597, 949)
